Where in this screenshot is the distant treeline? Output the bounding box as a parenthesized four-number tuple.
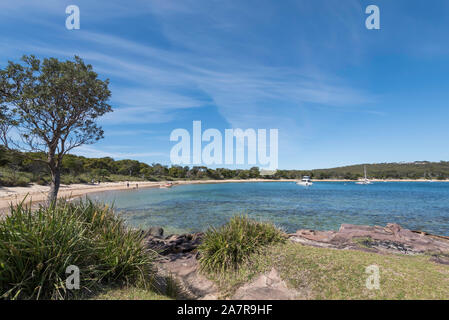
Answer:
(277, 161, 449, 180)
(1, 147, 448, 187)
(0, 147, 262, 186)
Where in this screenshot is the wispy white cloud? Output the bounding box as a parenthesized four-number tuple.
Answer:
(0, 0, 388, 168)
(73, 145, 166, 160)
(17, 31, 375, 130)
(102, 87, 206, 124)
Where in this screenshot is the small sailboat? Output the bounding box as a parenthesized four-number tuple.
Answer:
(297, 175, 313, 186)
(356, 165, 371, 185)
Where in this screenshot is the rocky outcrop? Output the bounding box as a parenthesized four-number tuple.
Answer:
(143, 227, 214, 299)
(157, 254, 302, 300)
(144, 224, 449, 257)
(145, 226, 164, 238)
(290, 223, 449, 256)
(143, 227, 204, 255)
(144, 227, 304, 300)
(145, 223, 449, 300)
(157, 252, 219, 300)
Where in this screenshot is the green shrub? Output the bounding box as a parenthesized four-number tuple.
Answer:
(15, 177, 30, 187)
(34, 177, 48, 185)
(60, 175, 75, 185)
(198, 216, 286, 273)
(0, 175, 31, 187)
(0, 200, 155, 300)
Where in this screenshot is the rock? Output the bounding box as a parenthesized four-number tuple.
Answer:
(165, 235, 179, 242)
(290, 223, 449, 255)
(145, 226, 164, 238)
(145, 232, 204, 255)
(430, 255, 449, 266)
(157, 252, 219, 300)
(158, 260, 302, 300)
(232, 268, 302, 300)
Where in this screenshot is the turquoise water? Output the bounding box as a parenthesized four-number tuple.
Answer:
(88, 182, 449, 236)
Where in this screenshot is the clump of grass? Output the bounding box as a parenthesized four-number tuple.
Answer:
(90, 286, 173, 300)
(0, 199, 155, 300)
(198, 216, 286, 274)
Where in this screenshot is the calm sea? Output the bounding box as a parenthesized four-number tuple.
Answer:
(88, 181, 449, 236)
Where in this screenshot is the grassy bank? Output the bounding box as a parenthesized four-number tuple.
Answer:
(199, 217, 449, 300)
(2, 207, 448, 300)
(206, 242, 449, 299)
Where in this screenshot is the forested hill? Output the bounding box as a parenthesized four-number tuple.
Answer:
(278, 161, 449, 180)
(1, 146, 448, 187)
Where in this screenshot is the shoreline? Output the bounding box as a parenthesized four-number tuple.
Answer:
(1, 178, 447, 211)
(0, 179, 293, 211)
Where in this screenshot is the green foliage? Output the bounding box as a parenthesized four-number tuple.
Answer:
(0, 55, 112, 154)
(0, 164, 33, 186)
(275, 161, 449, 180)
(198, 216, 285, 274)
(1, 146, 449, 187)
(0, 200, 155, 300)
(0, 55, 113, 201)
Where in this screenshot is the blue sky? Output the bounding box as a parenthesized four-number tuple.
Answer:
(1, 0, 449, 169)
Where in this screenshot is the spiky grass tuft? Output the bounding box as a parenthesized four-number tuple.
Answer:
(0, 199, 155, 300)
(198, 216, 286, 274)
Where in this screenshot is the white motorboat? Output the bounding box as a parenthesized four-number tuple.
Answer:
(356, 165, 371, 185)
(297, 176, 313, 186)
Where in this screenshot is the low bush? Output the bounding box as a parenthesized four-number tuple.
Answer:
(0, 174, 31, 187)
(198, 216, 286, 273)
(0, 200, 155, 300)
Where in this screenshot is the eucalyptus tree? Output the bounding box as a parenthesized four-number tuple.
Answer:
(0, 55, 112, 202)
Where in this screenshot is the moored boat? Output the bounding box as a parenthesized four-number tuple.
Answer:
(297, 176, 313, 186)
(356, 165, 371, 185)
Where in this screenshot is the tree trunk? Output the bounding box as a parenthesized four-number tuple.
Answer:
(48, 165, 61, 204)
